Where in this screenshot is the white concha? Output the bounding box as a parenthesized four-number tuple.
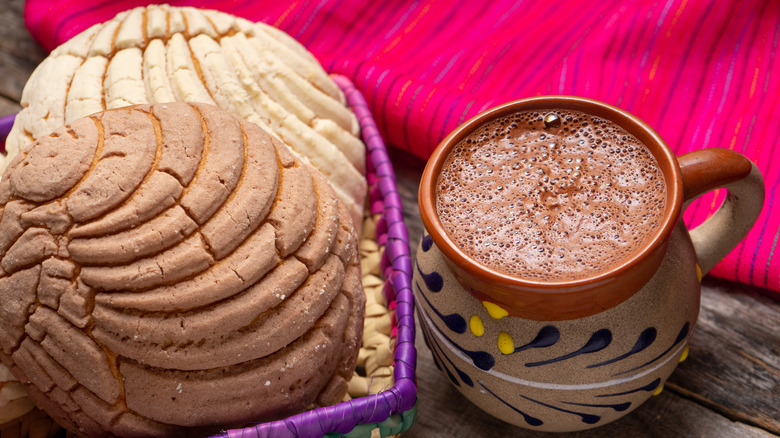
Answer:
(6, 4, 366, 228)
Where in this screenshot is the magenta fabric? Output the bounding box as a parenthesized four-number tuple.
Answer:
(22, 0, 780, 296)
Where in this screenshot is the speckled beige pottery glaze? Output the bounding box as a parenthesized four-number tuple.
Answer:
(414, 96, 764, 432)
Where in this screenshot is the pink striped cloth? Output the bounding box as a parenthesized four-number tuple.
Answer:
(23, 0, 780, 297)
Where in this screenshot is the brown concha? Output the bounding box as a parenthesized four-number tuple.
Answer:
(0, 102, 365, 437)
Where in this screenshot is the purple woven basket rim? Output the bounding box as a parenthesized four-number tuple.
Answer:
(215, 75, 417, 438)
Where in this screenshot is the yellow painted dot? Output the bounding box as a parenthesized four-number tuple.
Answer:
(679, 345, 689, 363)
(696, 264, 702, 283)
(482, 301, 509, 320)
(497, 332, 515, 355)
(470, 315, 485, 337)
(653, 383, 664, 396)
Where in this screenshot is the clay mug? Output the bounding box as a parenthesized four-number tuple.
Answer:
(413, 96, 764, 432)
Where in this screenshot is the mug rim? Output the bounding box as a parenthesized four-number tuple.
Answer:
(418, 95, 684, 320)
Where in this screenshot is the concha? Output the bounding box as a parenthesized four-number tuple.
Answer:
(0, 102, 366, 437)
(4, 4, 366, 228)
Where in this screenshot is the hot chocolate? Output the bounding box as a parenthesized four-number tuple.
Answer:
(436, 109, 666, 281)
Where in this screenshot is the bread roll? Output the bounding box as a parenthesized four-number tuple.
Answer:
(0, 102, 365, 437)
(4, 4, 366, 229)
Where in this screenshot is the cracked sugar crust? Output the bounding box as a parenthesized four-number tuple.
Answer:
(0, 102, 365, 437)
(5, 4, 366, 230)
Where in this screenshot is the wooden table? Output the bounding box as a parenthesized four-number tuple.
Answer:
(1, 1, 778, 436)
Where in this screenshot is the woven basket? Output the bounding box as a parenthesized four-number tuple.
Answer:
(0, 76, 417, 438)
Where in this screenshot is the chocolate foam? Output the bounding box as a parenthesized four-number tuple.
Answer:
(436, 109, 667, 281)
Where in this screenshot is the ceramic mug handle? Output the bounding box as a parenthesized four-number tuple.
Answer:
(678, 148, 765, 275)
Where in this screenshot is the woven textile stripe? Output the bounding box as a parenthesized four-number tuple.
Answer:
(22, 0, 780, 295)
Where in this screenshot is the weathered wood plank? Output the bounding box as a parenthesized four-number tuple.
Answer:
(0, 0, 46, 64)
(0, 0, 45, 111)
(666, 279, 780, 433)
(388, 146, 426, 251)
(0, 48, 40, 116)
(0, 95, 22, 118)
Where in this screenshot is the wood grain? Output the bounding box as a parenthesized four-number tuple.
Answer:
(667, 280, 780, 433)
(0, 1, 777, 437)
(0, 0, 45, 116)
